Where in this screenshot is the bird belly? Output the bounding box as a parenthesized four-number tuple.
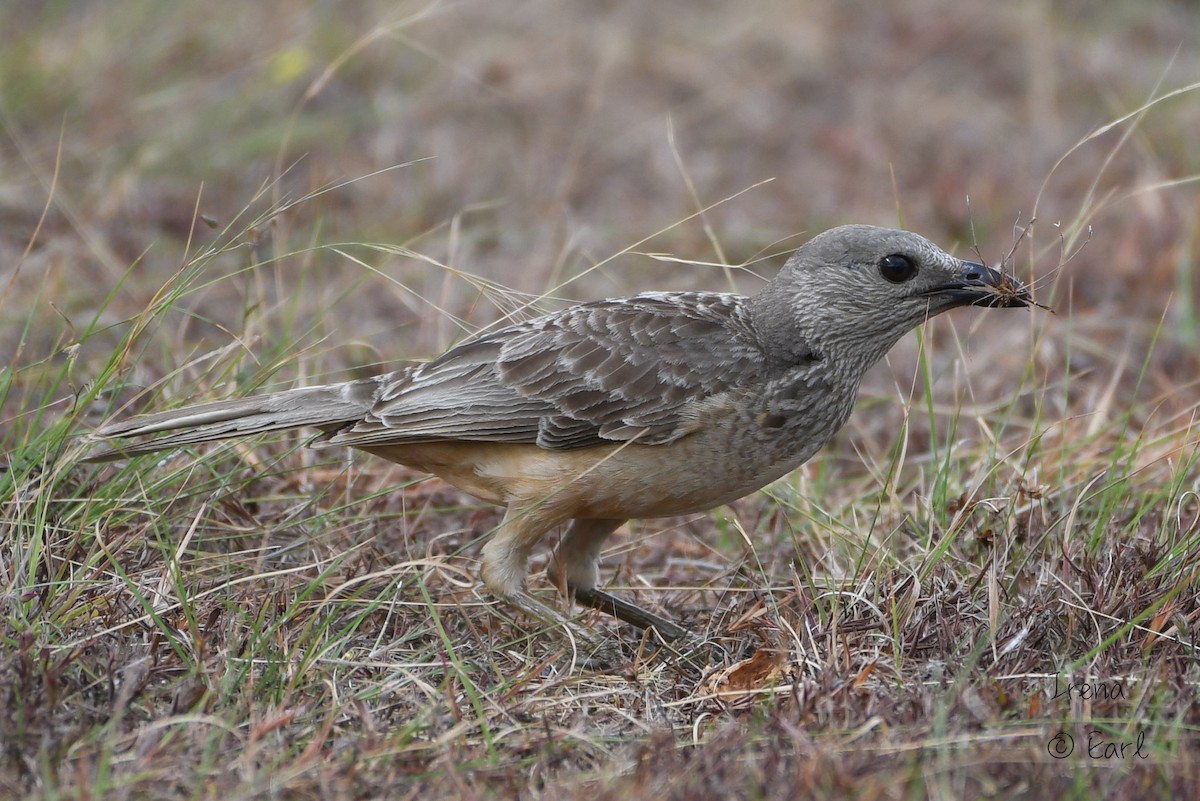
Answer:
(362, 432, 817, 520)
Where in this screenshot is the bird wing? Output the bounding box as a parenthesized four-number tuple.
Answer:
(321, 292, 768, 451)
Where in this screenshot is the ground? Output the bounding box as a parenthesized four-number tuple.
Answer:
(2, 1, 1199, 799)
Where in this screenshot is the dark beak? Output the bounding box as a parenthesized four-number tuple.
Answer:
(926, 260, 1030, 309)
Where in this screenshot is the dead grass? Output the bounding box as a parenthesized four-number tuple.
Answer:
(2, 1, 1200, 799)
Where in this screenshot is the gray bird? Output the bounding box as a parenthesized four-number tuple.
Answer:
(86, 225, 1029, 663)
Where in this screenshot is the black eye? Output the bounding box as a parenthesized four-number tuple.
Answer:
(878, 253, 918, 283)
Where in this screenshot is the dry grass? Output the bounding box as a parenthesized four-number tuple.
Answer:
(2, 1, 1200, 799)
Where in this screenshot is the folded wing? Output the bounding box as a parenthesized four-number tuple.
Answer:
(322, 292, 767, 451)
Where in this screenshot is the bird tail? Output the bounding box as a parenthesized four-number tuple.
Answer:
(82, 375, 391, 462)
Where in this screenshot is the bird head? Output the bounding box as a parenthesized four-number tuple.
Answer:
(750, 224, 1030, 369)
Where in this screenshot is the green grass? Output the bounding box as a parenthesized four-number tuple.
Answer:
(4, 1, 1200, 799)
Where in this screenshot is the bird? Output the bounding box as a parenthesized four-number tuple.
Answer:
(85, 225, 1030, 664)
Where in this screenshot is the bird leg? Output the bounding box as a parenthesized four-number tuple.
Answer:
(482, 511, 710, 666)
(480, 507, 622, 665)
(570, 585, 693, 643)
(549, 519, 699, 646)
(501, 588, 623, 665)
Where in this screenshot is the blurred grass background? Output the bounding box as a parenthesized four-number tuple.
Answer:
(2, 1, 1200, 799)
(4, 0, 1197, 368)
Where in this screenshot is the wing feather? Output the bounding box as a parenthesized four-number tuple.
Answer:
(321, 292, 770, 451)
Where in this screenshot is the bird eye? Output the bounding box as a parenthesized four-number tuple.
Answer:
(878, 253, 918, 283)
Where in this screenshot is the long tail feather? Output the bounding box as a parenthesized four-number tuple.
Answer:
(83, 375, 393, 462)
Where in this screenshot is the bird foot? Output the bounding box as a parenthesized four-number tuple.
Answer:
(503, 589, 624, 666)
(572, 585, 718, 671)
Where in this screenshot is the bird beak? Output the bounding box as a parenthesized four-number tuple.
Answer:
(925, 260, 1030, 309)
